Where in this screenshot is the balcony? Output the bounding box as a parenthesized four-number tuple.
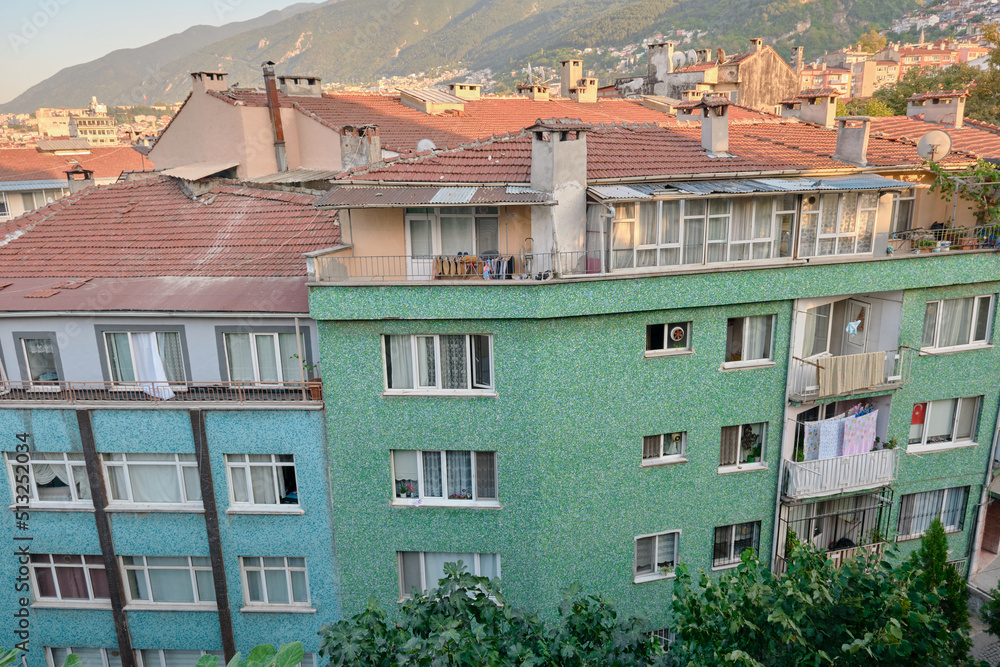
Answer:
(0, 381, 323, 407)
(789, 348, 909, 402)
(884, 222, 1000, 254)
(775, 541, 887, 574)
(311, 251, 598, 283)
(783, 448, 898, 500)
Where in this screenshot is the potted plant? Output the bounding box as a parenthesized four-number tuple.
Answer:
(659, 564, 675, 577)
(291, 354, 323, 400)
(912, 237, 937, 253)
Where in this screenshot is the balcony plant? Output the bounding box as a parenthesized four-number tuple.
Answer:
(291, 354, 322, 400)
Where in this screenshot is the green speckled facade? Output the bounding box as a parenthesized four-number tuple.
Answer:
(310, 252, 1000, 624)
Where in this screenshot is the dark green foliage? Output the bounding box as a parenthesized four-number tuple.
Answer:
(194, 642, 304, 667)
(872, 64, 982, 115)
(981, 589, 1000, 638)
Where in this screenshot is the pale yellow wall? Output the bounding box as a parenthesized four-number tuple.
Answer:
(291, 112, 343, 172)
(148, 93, 247, 173)
(342, 208, 407, 256)
(498, 205, 533, 254)
(884, 170, 978, 229)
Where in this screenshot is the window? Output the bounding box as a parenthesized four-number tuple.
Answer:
(890, 188, 915, 233)
(897, 487, 969, 538)
(392, 450, 497, 505)
(103, 331, 185, 384)
(908, 397, 980, 449)
(633, 531, 679, 582)
(798, 192, 878, 257)
(20, 336, 61, 385)
(719, 422, 766, 467)
(223, 332, 305, 384)
(138, 650, 224, 667)
(103, 453, 202, 507)
(725, 316, 774, 364)
(398, 551, 500, 598)
(646, 322, 691, 354)
(48, 648, 128, 667)
(225, 454, 298, 507)
(641, 432, 686, 464)
(240, 556, 310, 608)
(121, 556, 215, 606)
(5, 452, 91, 506)
(713, 522, 761, 568)
(921, 295, 993, 350)
(406, 207, 499, 259)
(383, 334, 493, 393)
(30, 554, 109, 604)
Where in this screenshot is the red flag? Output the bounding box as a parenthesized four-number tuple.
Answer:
(911, 403, 926, 425)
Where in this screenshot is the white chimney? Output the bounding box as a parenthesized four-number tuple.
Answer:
(190, 71, 228, 95)
(448, 83, 483, 101)
(516, 83, 550, 101)
(906, 91, 968, 127)
(832, 116, 871, 166)
(679, 96, 731, 156)
(796, 90, 838, 128)
(529, 119, 590, 263)
(277, 75, 323, 97)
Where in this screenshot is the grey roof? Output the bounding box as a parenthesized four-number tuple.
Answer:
(249, 168, 343, 184)
(160, 161, 239, 180)
(0, 179, 67, 192)
(315, 184, 554, 208)
(588, 175, 910, 201)
(36, 138, 92, 152)
(398, 88, 466, 105)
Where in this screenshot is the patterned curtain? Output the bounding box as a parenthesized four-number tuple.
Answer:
(720, 426, 740, 466)
(422, 452, 443, 497)
(475, 453, 496, 499)
(440, 335, 468, 389)
(446, 451, 473, 499)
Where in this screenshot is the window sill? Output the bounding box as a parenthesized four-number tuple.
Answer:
(711, 562, 742, 572)
(640, 456, 688, 468)
(8, 502, 94, 512)
(123, 603, 217, 612)
(105, 503, 205, 513)
(240, 605, 316, 614)
(382, 389, 498, 398)
(919, 343, 993, 356)
(717, 462, 768, 475)
(32, 600, 112, 610)
(391, 499, 501, 509)
(644, 349, 694, 359)
(906, 441, 978, 455)
(633, 572, 676, 584)
(896, 527, 962, 543)
(720, 360, 775, 372)
(226, 505, 304, 515)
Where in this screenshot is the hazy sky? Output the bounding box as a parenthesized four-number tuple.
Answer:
(0, 0, 299, 104)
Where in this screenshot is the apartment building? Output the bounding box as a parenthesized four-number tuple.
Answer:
(0, 176, 342, 667)
(306, 95, 1000, 628)
(799, 64, 852, 98)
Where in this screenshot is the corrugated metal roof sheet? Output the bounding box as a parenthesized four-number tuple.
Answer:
(160, 161, 239, 180)
(36, 138, 92, 152)
(0, 179, 67, 192)
(316, 185, 553, 208)
(588, 175, 909, 201)
(398, 88, 466, 105)
(249, 168, 343, 184)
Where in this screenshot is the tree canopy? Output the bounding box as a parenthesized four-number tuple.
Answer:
(856, 29, 888, 53)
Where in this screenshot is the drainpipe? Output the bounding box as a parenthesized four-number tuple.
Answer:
(262, 61, 288, 172)
(970, 398, 1000, 581)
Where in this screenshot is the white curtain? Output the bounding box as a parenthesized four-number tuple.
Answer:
(148, 567, 195, 602)
(942, 488, 967, 529)
(129, 463, 183, 503)
(132, 332, 174, 399)
(251, 466, 276, 504)
(446, 451, 473, 499)
(656, 533, 676, 569)
(106, 332, 134, 382)
(803, 305, 831, 357)
(940, 298, 973, 347)
(157, 332, 185, 382)
(744, 316, 772, 361)
(255, 335, 279, 383)
(440, 335, 467, 389)
(387, 335, 414, 389)
(422, 452, 443, 497)
(278, 333, 302, 382)
(440, 212, 475, 256)
(900, 490, 944, 536)
(720, 426, 739, 466)
(226, 333, 255, 382)
(635, 537, 653, 574)
(424, 552, 466, 587)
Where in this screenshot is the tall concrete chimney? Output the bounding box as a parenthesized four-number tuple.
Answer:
(560, 59, 583, 98)
(832, 116, 871, 166)
(647, 42, 676, 90)
(261, 61, 287, 172)
(750, 38, 764, 52)
(528, 119, 590, 263)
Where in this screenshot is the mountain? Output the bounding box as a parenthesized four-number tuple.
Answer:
(3, 0, 919, 113)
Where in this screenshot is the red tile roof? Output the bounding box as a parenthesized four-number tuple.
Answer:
(0, 177, 340, 279)
(868, 115, 1000, 159)
(0, 145, 151, 182)
(907, 89, 970, 100)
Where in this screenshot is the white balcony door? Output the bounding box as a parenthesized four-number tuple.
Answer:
(406, 215, 434, 280)
(842, 299, 871, 356)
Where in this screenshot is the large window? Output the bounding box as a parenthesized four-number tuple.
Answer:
(384, 334, 493, 393)
(30, 554, 109, 604)
(392, 450, 497, 505)
(104, 331, 185, 385)
(398, 552, 500, 598)
(138, 651, 225, 667)
(908, 397, 980, 449)
(610, 196, 794, 270)
(103, 453, 201, 507)
(921, 295, 993, 350)
(897, 487, 969, 539)
(225, 454, 298, 508)
(223, 332, 305, 384)
(798, 192, 878, 257)
(713, 522, 761, 568)
(642, 432, 686, 464)
(47, 648, 127, 667)
(121, 556, 215, 606)
(240, 556, 310, 608)
(634, 531, 679, 582)
(19, 336, 60, 385)
(5, 452, 91, 506)
(719, 422, 766, 467)
(406, 207, 499, 258)
(725, 316, 774, 365)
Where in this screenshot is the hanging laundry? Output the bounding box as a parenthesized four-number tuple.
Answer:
(818, 418, 844, 459)
(846, 319, 861, 337)
(804, 422, 821, 461)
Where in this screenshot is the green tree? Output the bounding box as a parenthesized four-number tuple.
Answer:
(926, 158, 1000, 226)
(908, 518, 971, 662)
(857, 29, 888, 53)
(195, 643, 303, 667)
(872, 64, 981, 115)
(846, 97, 895, 117)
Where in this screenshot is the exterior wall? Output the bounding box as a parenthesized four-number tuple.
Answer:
(0, 188, 72, 221)
(148, 95, 247, 177)
(736, 49, 799, 110)
(289, 114, 342, 173)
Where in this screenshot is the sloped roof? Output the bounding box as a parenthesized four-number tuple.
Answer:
(0, 145, 151, 183)
(868, 115, 1000, 159)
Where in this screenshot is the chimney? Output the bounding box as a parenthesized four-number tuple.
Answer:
(277, 75, 323, 97)
(516, 83, 550, 101)
(698, 96, 730, 156)
(528, 118, 590, 263)
(560, 59, 583, 98)
(646, 42, 676, 92)
(190, 71, 228, 95)
(65, 164, 94, 194)
(832, 116, 871, 166)
(797, 90, 838, 128)
(339, 125, 381, 171)
(261, 61, 288, 172)
(794, 46, 804, 74)
(750, 38, 764, 52)
(697, 49, 712, 63)
(448, 83, 482, 101)
(906, 91, 968, 127)
(571, 77, 598, 103)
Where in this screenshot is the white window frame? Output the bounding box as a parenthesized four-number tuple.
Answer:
(644, 322, 692, 357)
(19, 335, 61, 391)
(46, 647, 133, 667)
(4, 451, 92, 509)
(382, 334, 494, 395)
(897, 486, 969, 539)
(712, 521, 761, 569)
(239, 556, 313, 611)
(799, 191, 878, 258)
(908, 396, 981, 451)
(120, 555, 215, 609)
(890, 188, 916, 233)
(390, 450, 499, 507)
(136, 650, 226, 667)
(102, 453, 202, 511)
(404, 206, 500, 258)
(396, 551, 501, 599)
(921, 295, 993, 351)
(633, 530, 680, 583)
(641, 432, 687, 466)
(723, 315, 775, 368)
(29, 554, 110, 607)
(222, 332, 304, 386)
(719, 422, 767, 471)
(102, 331, 186, 388)
(224, 454, 301, 514)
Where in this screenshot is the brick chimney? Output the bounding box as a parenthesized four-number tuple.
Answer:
(190, 71, 228, 95)
(906, 90, 968, 127)
(261, 61, 287, 172)
(516, 83, 550, 101)
(339, 125, 382, 172)
(529, 119, 590, 262)
(448, 83, 482, 101)
(277, 75, 323, 97)
(832, 116, 871, 166)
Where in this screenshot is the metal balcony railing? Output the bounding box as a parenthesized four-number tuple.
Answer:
(881, 222, 1000, 255)
(783, 448, 899, 500)
(0, 381, 322, 406)
(789, 348, 909, 401)
(775, 541, 887, 574)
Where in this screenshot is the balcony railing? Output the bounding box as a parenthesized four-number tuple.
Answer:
(775, 541, 886, 574)
(884, 222, 1000, 254)
(0, 381, 322, 406)
(783, 448, 899, 499)
(789, 348, 909, 401)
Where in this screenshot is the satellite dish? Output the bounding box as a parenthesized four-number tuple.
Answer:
(917, 130, 952, 161)
(417, 138, 437, 152)
(672, 52, 687, 69)
(686, 49, 698, 64)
